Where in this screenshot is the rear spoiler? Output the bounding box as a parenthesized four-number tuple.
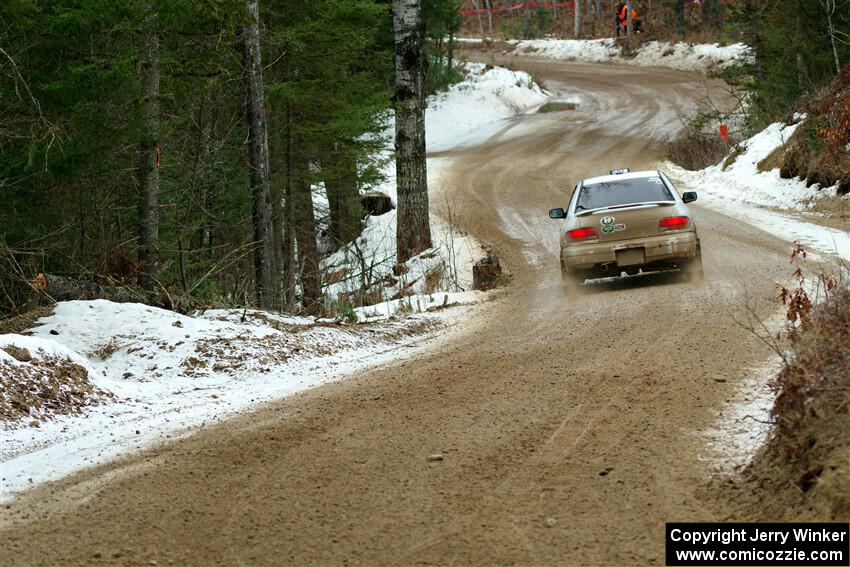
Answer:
(575, 200, 676, 217)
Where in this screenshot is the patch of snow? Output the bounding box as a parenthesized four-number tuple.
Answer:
(702, 363, 777, 473)
(354, 291, 487, 322)
(710, 204, 849, 262)
(427, 62, 549, 152)
(323, 159, 486, 310)
(458, 37, 753, 72)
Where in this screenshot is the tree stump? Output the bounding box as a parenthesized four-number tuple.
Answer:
(473, 255, 502, 291)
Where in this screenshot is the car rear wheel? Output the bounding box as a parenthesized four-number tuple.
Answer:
(561, 264, 585, 296)
(680, 248, 704, 284)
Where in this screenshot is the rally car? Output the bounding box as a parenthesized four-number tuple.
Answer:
(548, 168, 703, 293)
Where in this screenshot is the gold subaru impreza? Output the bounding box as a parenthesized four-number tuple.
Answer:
(548, 169, 703, 293)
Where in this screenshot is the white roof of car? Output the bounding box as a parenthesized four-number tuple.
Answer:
(582, 170, 661, 185)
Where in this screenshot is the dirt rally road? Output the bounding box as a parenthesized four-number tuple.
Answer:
(1, 59, 796, 566)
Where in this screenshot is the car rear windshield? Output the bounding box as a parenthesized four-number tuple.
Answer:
(575, 177, 673, 212)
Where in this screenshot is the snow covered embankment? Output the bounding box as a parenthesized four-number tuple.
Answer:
(0, 300, 450, 500)
(666, 120, 849, 261)
(458, 37, 752, 72)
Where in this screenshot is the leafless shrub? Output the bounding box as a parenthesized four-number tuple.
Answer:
(741, 245, 850, 520)
(667, 130, 732, 171)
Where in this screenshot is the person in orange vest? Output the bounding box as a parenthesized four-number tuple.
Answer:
(617, 2, 643, 35)
(615, 2, 627, 36)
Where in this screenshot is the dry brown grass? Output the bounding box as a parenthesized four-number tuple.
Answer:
(667, 131, 732, 171)
(0, 306, 54, 335)
(756, 143, 786, 173)
(743, 278, 850, 521)
(423, 265, 444, 295)
(0, 350, 112, 425)
(780, 64, 850, 195)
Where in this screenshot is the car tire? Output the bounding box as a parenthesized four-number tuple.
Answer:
(561, 264, 584, 296)
(681, 248, 704, 284)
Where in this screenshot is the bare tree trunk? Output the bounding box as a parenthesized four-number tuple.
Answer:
(138, 1, 160, 290)
(575, 0, 583, 38)
(324, 148, 361, 246)
(294, 167, 322, 314)
(392, 0, 432, 264)
(675, 0, 685, 39)
(703, 0, 721, 30)
(523, 1, 532, 38)
(472, 0, 484, 36)
(626, 0, 633, 35)
(796, 9, 808, 92)
(282, 103, 297, 309)
(823, 0, 841, 74)
(237, 0, 278, 309)
(485, 0, 494, 34)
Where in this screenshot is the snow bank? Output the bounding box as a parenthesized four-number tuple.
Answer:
(666, 120, 849, 261)
(458, 37, 753, 72)
(0, 299, 468, 500)
(427, 62, 548, 151)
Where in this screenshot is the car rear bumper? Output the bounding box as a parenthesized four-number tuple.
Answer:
(561, 231, 699, 272)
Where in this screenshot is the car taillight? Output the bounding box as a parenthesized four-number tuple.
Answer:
(567, 227, 598, 241)
(659, 216, 689, 231)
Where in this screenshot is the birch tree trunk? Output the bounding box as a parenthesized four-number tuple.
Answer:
(138, 1, 160, 290)
(237, 0, 278, 309)
(392, 0, 432, 264)
(575, 0, 583, 38)
(472, 0, 484, 36)
(485, 0, 494, 34)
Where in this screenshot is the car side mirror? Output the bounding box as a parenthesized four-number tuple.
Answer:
(549, 207, 567, 219)
(682, 191, 698, 204)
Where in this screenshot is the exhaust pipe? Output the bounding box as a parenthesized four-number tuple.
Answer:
(600, 262, 614, 272)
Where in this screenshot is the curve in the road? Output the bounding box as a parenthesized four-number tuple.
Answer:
(1, 58, 796, 567)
